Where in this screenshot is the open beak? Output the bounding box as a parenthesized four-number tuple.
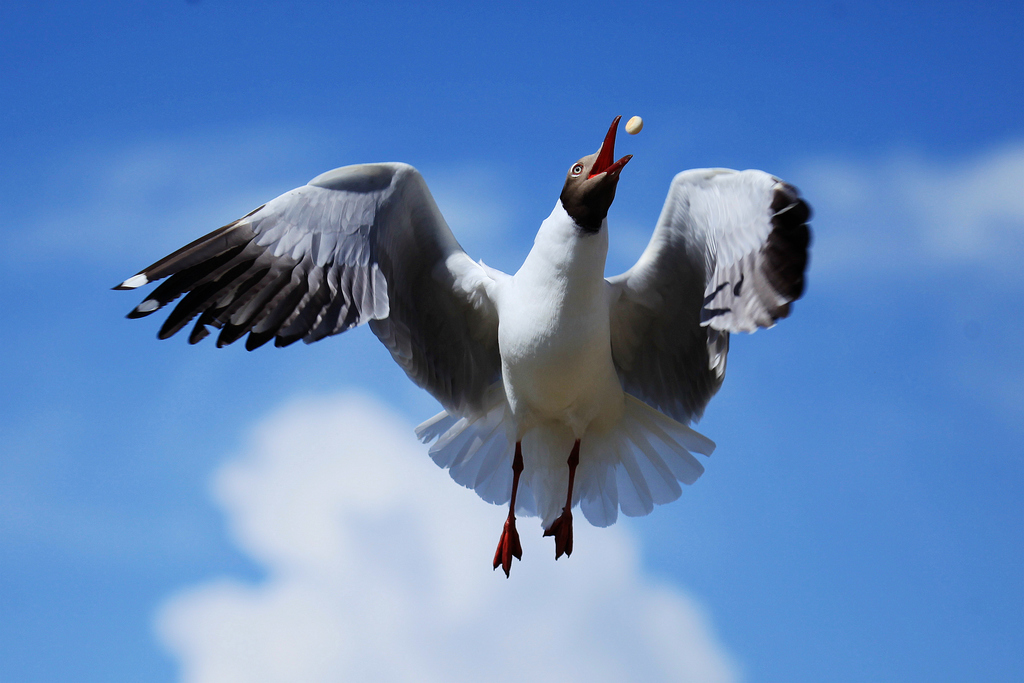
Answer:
(588, 115, 633, 179)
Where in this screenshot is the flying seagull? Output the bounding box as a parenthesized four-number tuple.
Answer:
(116, 116, 811, 577)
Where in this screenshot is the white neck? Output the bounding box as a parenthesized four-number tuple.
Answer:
(517, 200, 608, 286)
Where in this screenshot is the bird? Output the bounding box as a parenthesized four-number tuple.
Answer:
(116, 116, 811, 577)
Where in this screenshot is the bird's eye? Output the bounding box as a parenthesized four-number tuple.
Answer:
(571, 164, 584, 177)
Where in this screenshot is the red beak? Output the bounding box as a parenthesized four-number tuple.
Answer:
(589, 115, 633, 179)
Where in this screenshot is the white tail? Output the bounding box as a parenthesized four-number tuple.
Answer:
(416, 391, 715, 528)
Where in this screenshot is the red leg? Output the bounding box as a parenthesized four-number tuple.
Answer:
(544, 439, 580, 559)
(493, 441, 524, 577)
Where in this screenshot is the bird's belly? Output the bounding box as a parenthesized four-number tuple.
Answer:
(498, 304, 622, 432)
(506, 343, 600, 409)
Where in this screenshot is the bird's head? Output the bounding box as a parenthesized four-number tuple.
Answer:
(560, 115, 633, 233)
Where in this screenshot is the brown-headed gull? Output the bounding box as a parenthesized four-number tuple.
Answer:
(116, 117, 812, 576)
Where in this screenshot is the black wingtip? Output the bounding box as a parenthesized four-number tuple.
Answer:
(189, 326, 210, 345)
(245, 331, 275, 351)
(765, 188, 812, 301)
(215, 324, 246, 348)
(274, 334, 303, 348)
(126, 299, 162, 319)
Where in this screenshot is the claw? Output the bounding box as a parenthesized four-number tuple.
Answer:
(543, 508, 574, 559)
(493, 515, 523, 577)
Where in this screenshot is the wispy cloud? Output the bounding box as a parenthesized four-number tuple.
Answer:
(156, 394, 739, 683)
(427, 164, 514, 248)
(793, 141, 1024, 423)
(7, 131, 526, 284)
(6, 127, 333, 270)
(797, 141, 1024, 278)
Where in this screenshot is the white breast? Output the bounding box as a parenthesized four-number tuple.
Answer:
(495, 202, 624, 436)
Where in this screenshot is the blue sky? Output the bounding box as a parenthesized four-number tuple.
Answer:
(2, 1, 1022, 681)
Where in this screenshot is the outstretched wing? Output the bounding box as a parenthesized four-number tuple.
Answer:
(116, 162, 502, 415)
(607, 168, 811, 423)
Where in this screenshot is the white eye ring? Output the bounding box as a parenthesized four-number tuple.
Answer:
(571, 164, 584, 177)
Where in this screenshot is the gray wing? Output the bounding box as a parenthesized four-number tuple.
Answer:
(116, 162, 501, 415)
(607, 168, 811, 423)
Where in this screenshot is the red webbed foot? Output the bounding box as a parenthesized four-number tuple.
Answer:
(543, 507, 574, 559)
(493, 515, 523, 578)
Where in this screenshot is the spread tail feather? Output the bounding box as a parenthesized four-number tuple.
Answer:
(575, 395, 714, 527)
(415, 387, 517, 509)
(415, 392, 715, 528)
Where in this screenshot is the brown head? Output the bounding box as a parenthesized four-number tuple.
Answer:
(559, 116, 633, 233)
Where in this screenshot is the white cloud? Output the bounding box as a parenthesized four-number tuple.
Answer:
(796, 141, 1024, 277)
(155, 394, 739, 683)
